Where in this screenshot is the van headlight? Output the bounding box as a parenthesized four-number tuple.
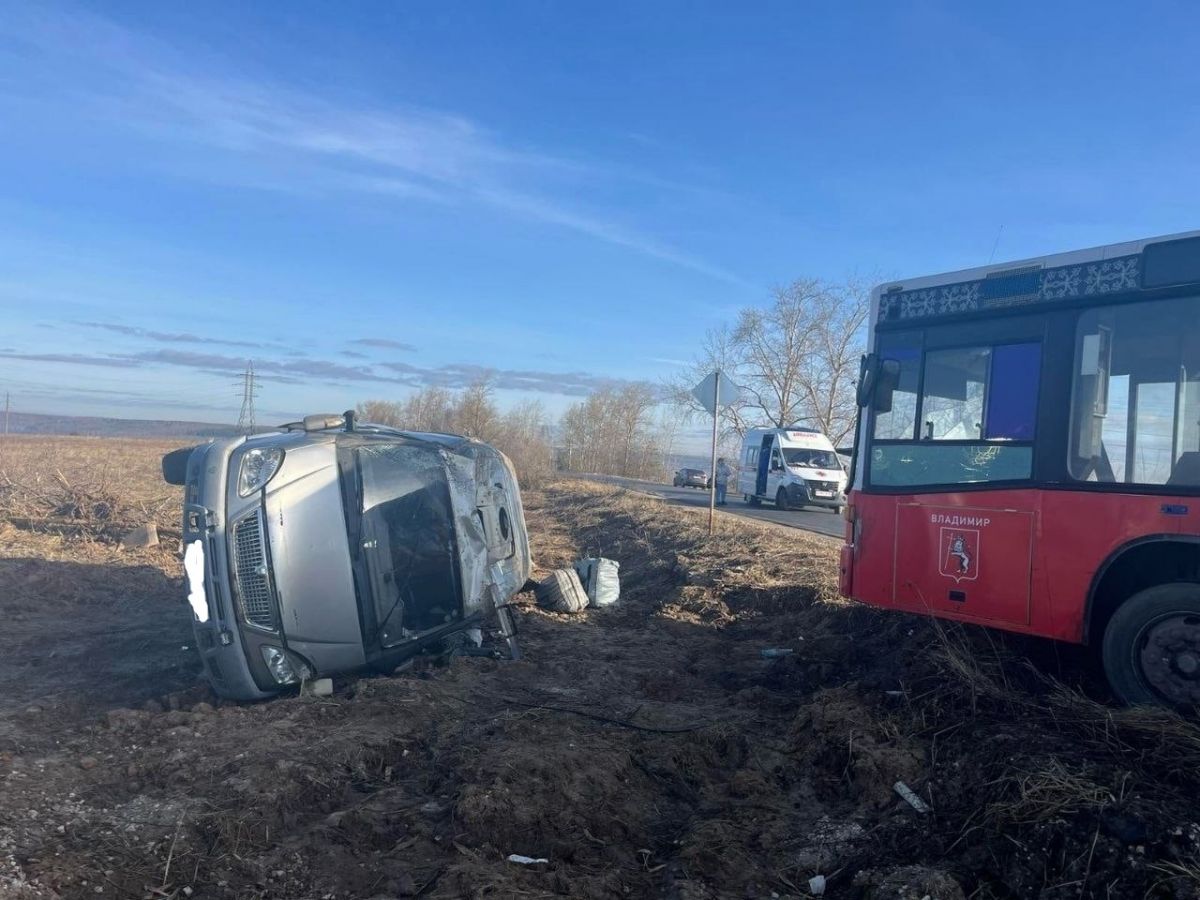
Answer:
(237, 447, 284, 497)
(261, 646, 310, 685)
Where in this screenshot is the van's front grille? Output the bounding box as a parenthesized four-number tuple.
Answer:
(811, 481, 841, 494)
(232, 512, 276, 630)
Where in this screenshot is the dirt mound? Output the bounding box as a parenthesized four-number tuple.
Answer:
(3, 446, 1200, 899)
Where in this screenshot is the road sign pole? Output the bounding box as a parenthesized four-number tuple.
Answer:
(708, 370, 719, 536)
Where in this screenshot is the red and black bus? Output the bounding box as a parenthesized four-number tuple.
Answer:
(842, 231, 1200, 707)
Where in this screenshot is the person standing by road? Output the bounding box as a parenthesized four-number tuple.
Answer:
(714, 457, 733, 506)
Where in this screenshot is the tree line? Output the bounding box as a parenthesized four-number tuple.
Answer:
(357, 274, 868, 485)
(357, 379, 670, 486)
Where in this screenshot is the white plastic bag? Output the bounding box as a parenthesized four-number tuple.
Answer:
(573, 557, 620, 607)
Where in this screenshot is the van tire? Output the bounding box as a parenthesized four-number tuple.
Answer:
(775, 488, 789, 511)
(1102, 582, 1200, 707)
(535, 568, 589, 614)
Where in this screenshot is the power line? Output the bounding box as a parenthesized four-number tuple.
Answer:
(236, 361, 258, 434)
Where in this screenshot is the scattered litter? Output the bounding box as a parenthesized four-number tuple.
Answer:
(894, 781, 930, 814)
(573, 557, 621, 607)
(808, 874, 827, 896)
(760, 648, 795, 658)
(506, 854, 549, 865)
(305, 678, 334, 698)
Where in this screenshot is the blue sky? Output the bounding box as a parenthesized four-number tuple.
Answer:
(1, 1, 1199, 425)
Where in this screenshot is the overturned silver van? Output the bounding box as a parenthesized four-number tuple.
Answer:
(162, 412, 531, 700)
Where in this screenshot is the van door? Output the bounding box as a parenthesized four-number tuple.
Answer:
(755, 435, 773, 496)
(766, 441, 786, 499)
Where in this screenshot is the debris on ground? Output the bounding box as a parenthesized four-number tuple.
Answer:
(573, 556, 621, 607)
(119, 521, 159, 548)
(534, 566, 589, 612)
(893, 780, 931, 814)
(304, 677, 334, 697)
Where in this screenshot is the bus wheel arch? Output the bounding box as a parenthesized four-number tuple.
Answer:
(1087, 538, 1200, 643)
(1087, 538, 1200, 704)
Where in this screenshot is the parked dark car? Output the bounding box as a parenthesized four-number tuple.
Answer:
(162, 411, 530, 700)
(673, 467, 710, 489)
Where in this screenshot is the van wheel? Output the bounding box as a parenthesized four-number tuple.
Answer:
(1102, 582, 1200, 707)
(775, 488, 789, 511)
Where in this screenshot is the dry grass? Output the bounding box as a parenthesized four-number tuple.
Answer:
(0, 435, 184, 542)
(930, 619, 1200, 796)
(983, 757, 1120, 826)
(6, 438, 1200, 899)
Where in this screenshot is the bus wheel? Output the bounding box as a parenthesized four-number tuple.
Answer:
(1102, 583, 1200, 707)
(775, 488, 789, 511)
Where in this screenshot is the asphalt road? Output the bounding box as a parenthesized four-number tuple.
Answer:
(586, 475, 844, 538)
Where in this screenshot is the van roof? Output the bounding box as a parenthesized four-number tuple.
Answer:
(744, 427, 835, 448)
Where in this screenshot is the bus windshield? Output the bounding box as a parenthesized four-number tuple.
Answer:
(783, 448, 840, 469)
(868, 333, 1041, 488)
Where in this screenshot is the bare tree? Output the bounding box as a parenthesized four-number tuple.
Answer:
(494, 399, 554, 486)
(791, 279, 869, 446)
(668, 277, 869, 447)
(557, 384, 666, 480)
(666, 325, 757, 441)
(402, 386, 454, 432)
(612, 384, 657, 474)
(355, 400, 404, 427)
(452, 375, 498, 438)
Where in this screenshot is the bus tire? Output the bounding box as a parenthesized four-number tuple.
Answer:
(1102, 582, 1200, 707)
(775, 488, 789, 511)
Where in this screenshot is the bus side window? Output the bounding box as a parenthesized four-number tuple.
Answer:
(1070, 297, 1200, 485)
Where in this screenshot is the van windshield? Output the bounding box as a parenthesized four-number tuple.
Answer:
(783, 448, 840, 469)
(356, 443, 462, 647)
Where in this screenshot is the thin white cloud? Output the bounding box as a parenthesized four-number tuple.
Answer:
(0, 7, 748, 286)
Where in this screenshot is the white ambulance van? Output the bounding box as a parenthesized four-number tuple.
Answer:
(738, 427, 847, 512)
